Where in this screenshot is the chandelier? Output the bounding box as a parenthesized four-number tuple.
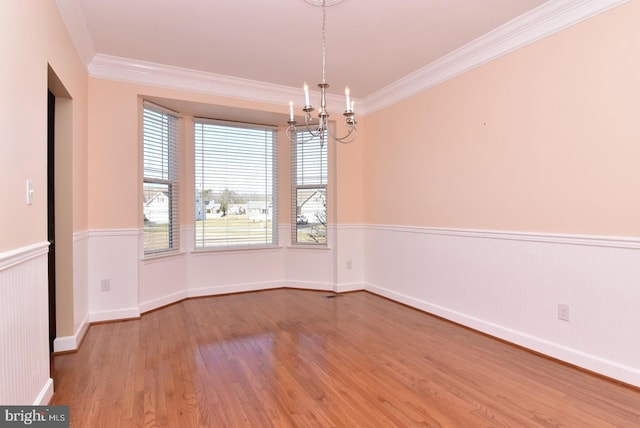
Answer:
(286, 0, 357, 146)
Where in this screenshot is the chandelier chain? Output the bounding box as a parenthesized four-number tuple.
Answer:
(321, 0, 327, 84)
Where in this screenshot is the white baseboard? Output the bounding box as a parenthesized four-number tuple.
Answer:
(286, 280, 334, 291)
(53, 336, 78, 354)
(89, 307, 140, 323)
(334, 282, 365, 293)
(366, 282, 640, 388)
(53, 314, 89, 353)
(142, 281, 364, 312)
(188, 280, 285, 299)
(139, 290, 189, 314)
(34, 378, 54, 405)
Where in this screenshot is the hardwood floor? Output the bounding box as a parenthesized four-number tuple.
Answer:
(51, 289, 640, 427)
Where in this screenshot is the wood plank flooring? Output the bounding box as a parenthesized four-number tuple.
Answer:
(51, 289, 640, 427)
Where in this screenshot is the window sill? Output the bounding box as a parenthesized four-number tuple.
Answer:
(286, 244, 331, 251)
(191, 244, 282, 254)
(141, 250, 186, 263)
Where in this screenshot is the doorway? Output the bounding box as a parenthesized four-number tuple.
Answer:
(47, 66, 75, 355)
(47, 90, 56, 354)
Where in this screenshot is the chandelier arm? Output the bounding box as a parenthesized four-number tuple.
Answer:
(303, 111, 320, 132)
(327, 125, 358, 144)
(287, 124, 321, 145)
(287, 118, 357, 145)
(285, 124, 297, 142)
(299, 113, 324, 143)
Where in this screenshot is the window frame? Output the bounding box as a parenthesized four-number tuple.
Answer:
(291, 129, 329, 247)
(193, 118, 279, 250)
(142, 102, 180, 255)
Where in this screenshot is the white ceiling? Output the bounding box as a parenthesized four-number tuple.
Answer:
(71, 0, 547, 99)
(56, 0, 625, 118)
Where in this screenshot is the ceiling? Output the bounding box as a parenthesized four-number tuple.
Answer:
(71, 0, 549, 100)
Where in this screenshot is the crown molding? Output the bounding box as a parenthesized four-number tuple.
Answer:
(55, 0, 95, 67)
(363, 0, 629, 114)
(59, 0, 628, 116)
(88, 54, 353, 115)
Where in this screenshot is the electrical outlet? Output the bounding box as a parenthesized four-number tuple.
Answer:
(557, 303, 570, 321)
(100, 279, 111, 292)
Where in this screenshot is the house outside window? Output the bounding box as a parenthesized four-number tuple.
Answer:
(194, 119, 278, 248)
(292, 130, 328, 245)
(142, 102, 180, 254)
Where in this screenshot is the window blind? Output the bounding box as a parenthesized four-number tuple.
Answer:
(143, 102, 180, 253)
(194, 119, 278, 248)
(292, 130, 328, 245)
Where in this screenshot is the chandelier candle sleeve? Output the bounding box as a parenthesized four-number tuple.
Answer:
(345, 87, 350, 111)
(304, 83, 310, 106)
(289, 101, 294, 121)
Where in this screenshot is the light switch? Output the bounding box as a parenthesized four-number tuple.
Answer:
(26, 179, 34, 205)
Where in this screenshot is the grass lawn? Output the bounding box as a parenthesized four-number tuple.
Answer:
(144, 214, 326, 251)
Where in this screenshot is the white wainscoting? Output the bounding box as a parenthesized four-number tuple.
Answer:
(364, 225, 640, 388)
(334, 224, 366, 292)
(0, 242, 53, 405)
(186, 224, 287, 299)
(97, 224, 368, 316)
(88, 229, 141, 322)
(139, 253, 189, 313)
(284, 224, 366, 293)
(138, 226, 189, 313)
(54, 231, 90, 353)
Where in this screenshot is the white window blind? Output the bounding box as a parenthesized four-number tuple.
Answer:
(194, 119, 278, 248)
(143, 102, 180, 254)
(292, 130, 328, 245)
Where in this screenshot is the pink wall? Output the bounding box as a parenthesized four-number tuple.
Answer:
(364, 0, 640, 237)
(334, 120, 365, 225)
(0, 0, 88, 251)
(87, 79, 140, 229)
(0, 1, 48, 252)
